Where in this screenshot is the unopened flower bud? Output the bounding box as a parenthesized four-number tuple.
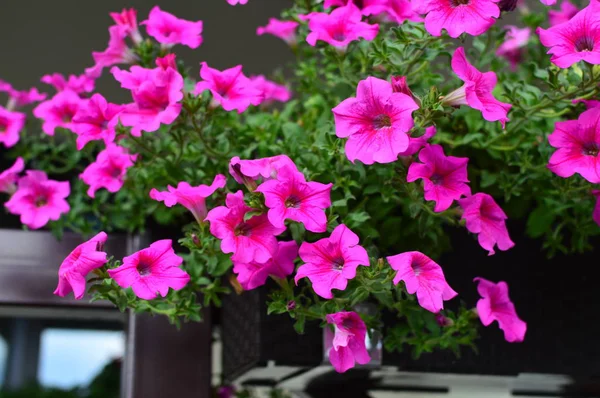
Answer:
(191, 233, 201, 247)
(287, 300, 296, 311)
(391, 76, 421, 106)
(435, 314, 454, 327)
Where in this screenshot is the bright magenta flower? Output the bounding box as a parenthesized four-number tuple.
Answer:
(5, 170, 70, 230)
(325, 311, 371, 373)
(0, 79, 46, 108)
(41, 72, 96, 95)
(537, 1, 600, 68)
(0, 157, 24, 194)
(387, 251, 457, 313)
(0, 106, 25, 148)
(232, 241, 298, 290)
(407, 144, 471, 212)
(257, 18, 299, 46)
(110, 8, 143, 44)
(93, 25, 138, 69)
(458, 193, 514, 255)
(142, 6, 203, 49)
(413, 0, 500, 38)
(295, 224, 369, 299)
(332, 76, 419, 165)
(374, 0, 422, 24)
(496, 26, 531, 70)
(573, 98, 600, 109)
(156, 54, 177, 70)
(540, 0, 556, 5)
(593, 190, 600, 227)
(108, 239, 190, 300)
(256, 166, 333, 233)
(80, 144, 136, 198)
(194, 62, 263, 113)
(250, 76, 292, 104)
(54, 232, 108, 300)
(206, 191, 286, 263)
(474, 277, 526, 343)
(33, 90, 85, 136)
(399, 126, 437, 157)
(227, 0, 249, 4)
(549, 0, 578, 27)
(229, 155, 298, 185)
(72, 94, 123, 150)
(150, 174, 227, 224)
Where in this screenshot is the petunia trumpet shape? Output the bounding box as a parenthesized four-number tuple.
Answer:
(474, 277, 526, 342)
(549, 1, 578, 27)
(413, 0, 500, 38)
(326, 311, 371, 373)
(229, 154, 298, 185)
(41, 72, 96, 95)
(0, 157, 24, 194)
(108, 239, 190, 300)
(250, 76, 292, 104)
(80, 144, 136, 198)
(93, 25, 138, 69)
(0, 106, 26, 148)
(110, 8, 143, 44)
(295, 224, 369, 299)
(54, 232, 108, 300)
(332, 76, 419, 164)
(0, 79, 46, 108)
(496, 26, 531, 70)
(142, 6, 203, 49)
(257, 18, 299, 46)
(33, 90, 85, 136)
(232, 240, 298, 290)
(72, 93, 123, 150)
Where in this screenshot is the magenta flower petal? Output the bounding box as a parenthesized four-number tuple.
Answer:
(72, 93, 123, 150)
(0, 157, 24, 194)
(415, 0, 500, 38)
(0, 106, 25, 148)
(80, 144, 136, 198)
(398, 126, 437, 157)
(110, 8, 143, 44)
(227, 0, 249, 5)
(256, 18, 299, 46)
(92, 25, 138, 69)
(141, 6, 203, 49)
(326, 311, 371, 373)
(41, 72, 96, 95)
(229, 154, 298, 184)
(33, 90, 85, 136)
(0, 79, 46, 107)
(496, 26, 531, 71)
(233, 240, 298, 290)
(250, 76, 292, 104)
(549, 0, 578, 27)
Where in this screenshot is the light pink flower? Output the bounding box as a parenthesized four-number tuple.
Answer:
(54, 232, 108, 300)
(33, 90, 85, 136)
(110, 8, 143, 44)
(387, 251, 457, 313)
(229, 155, 298, 185)
(93, 25, 138, 69)
(5, 170, 70, 230)
(250, 76, 292, 104)
(256, 166, 332, 233)
(108, 239, 190, 300)
(233, 241, 298, 290)
(295, 224, 369, 299)
(549, 1, 578, 27)
(227, 0, 249, 4)
(332, 76, 419, 165)
(325, 311, 371, 373)
(257, 18, 299, 46)
(206, 190, 286, 263)
(413, 0, 500, 38)
(474, 277, 526, 343)
(72, 94, 123, 150)
(156, 54, 177, 70)
(193, 62, 263, 113)
(537, 1, 600, 68)
(0, 157, 24, 194)
(80, 144, 136, 198)
(0, 79, 46, 108)
(496, 26, 531, 70)
(593, 190, 600, 227)
(458, 193, 514, 255)
(150, 174, 227, 224)
(398, 126, 437, 157)
(407, 144, 471, 212)
(0, 106, 25, 147)
(142, 6, 203, 49)
(41, 72, 96, 95)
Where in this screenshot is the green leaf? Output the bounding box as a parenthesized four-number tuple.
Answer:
(526, 204, 556, 238)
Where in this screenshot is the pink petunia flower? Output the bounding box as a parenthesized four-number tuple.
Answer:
(72, 94, 123, 150)
(537, 1, 600, 68)
(256, 166, 333, 233)
(206, 190, 286, 263)
(150, 174, 227, 224)
(391, 75, 418, 102)
(547, 107, 600, 183)
(549, 0, 578, 27)
(156, 54, 177, 70)
(41, 72, 96, 95)
(325, 311, 371, 373)
(0, 157, 24, 194)
(413, 0, 500, 38)
(250, 76, 292, 104)
(108, 239, 190, 300)
(573, 98, 600, 109)
(193, 62, 263, 113)
(0, 106, 26, 148)
(443, 48, 511, 128)
(80, 144, 136, 198)
(110, 8, 143, 44)
(458, 193, 514, 255)
(398, 126, 437, 157)
(496, 26, 531, 71)
(232, 240, 298, 290)
(5, 170, 70, 230)
(142, 6, 203, 49)
(332, 76, 419, 165)
(257, 18, 299, 46)
(0, 79, 46, 108)
(593, 190, 600, 227)
(540, 0, 557, 5)
(93, 25, 138, 69)
(387, 251, 457, 313)
(229, 154, 298, 185)
(227, 0, 249, 4)
(407, 144, 471, 212)
(33, 90, 85, 136)
(362, 0, 423, 24)
(54, 232, 108, 300)
(295, 224, 370, 299)
(474, 277, 526, 342)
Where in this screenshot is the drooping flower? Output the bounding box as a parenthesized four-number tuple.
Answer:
(0, 106, 26, 148)
(593, 190, 600, 227)
(387, 251, 457, 313)
(0, 157, 24, 194)
(0, 79, 46, 108)
(150, 174, 227, 224)
(325, 311, 371, 373)
(332, 76, 419, 165)
(33, 90, 85, 136)
(398, 126, 437, 157)
(232, 241, 298, 290)
(549, 0, 578, 27)
(5, 170, 70, 230)
(80, 144, 136, 198)
(443, 47, 511, 128)
(250, 76, 292, 104)
(93, 25, 138, 69)
(72, 94, 123, 150)
(229, 154, 298, 185)
(41, 72, 96, 95)
(141, 6, 203, 49)
(206, 190, 286, 263)
(295, 224, 369, 299)
(227, 0, 249, 4)
(407, 144, 471, 212)
(537, 1, 600, 68)
(257, 18, 299, 46)
(496, 26, 531, 70)
(458, 193, 514, 255)
(54, 232, 108, 300)
(256, 166, 332, 233)
(193, 62, 263, 113)
(474, 277, 526, 342)
(108, 239, 190, 300)
(110, 8, 143, 44)
(413, 0, 500, 38)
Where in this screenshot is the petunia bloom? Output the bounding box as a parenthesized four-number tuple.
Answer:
(325, 311, 371, 373)
(110, 8, 143, 44)
(232, 240, 298, 290)
(33, 90, 85, 136)
(54, 232, 108, 300)
(80, 144, 136, 198)
(72, 93, 123, 150)
(227, 0, 249, 4)
(0, 79, 46, 108)
(458, 193, 514, 255)
(108, 239, 190, 300)
(387, 251, 457, 313)
(257, 18, 299, 46)
(537, 1, 600, 68)
(229, 154, 298, 185)
(593, 190, 600, 227)
(549, 1, 578, 27)
(142, 6, 203, 49)
(443, 47, 511, 128)
(332, 76, 419, 164)
(540, 0, 557, 5)
(363, 0, 423, 24)
(41, 72, 96, 95)
(156, 54, 177, 70)
(398, 126, 437, 157)
(295, 224, 369, 299)
(0, 157, 24, 194)
(150, 174, 227, 224)
(250, 76, 292, 104)
(496, 26, 531, 70)
(391, 75, 419, 104)
(256, 166, 332, 233)
(413, 0, 500, 38)
(474, 277, 526, 342)
(407, 144, 471, 212)
(93, 25, 138, 69)
(0, 106, 26, 148)
(5, 171, 70, 230)
(205, 191, 286, 263)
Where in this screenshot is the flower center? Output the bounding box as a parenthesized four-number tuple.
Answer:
(342, 318, 355, 330)
(137, 262, 152, 276)
(450, 0, 471, 6)
(332, 30, 346, 42)
(35, 196, 48, 208)
(234, 222, 252, 237)
(332, 257, 345, 271)
(373, 114, 392, 130)
(411, 261, 422, 276)
(0, 118, 7, 133)
(430, 174, 444, 185)
(106, 164, 122, 178)
(575, 36, 595, 52)
(583, 142, 599, 156)
(285, 195, 301, 208)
